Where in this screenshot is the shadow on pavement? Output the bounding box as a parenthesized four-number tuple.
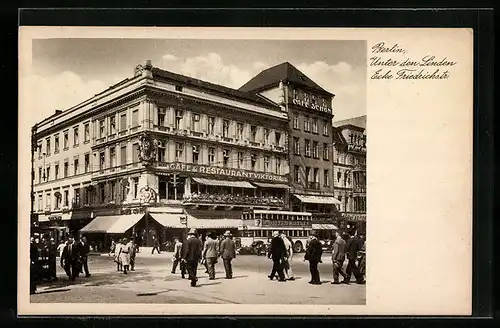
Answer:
(196, 281, 222, 287)
(214, 275, 248, 280)
(136, 289, 173, 296)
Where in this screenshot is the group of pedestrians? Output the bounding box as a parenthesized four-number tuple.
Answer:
(111, 237, 138, 274)
(170, 229, 237, 287)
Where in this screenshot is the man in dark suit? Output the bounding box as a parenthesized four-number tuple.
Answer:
(60, 237, 79, 282)
(202, 231, 219, 280)
(304, 230, 323, 284)
(268, 231, 287, 282)
(79, 235, 91, 277)
(219, 230, 236, 279)
(30, 237, 39, 294)
(331, 232, 348, 284)
(345, 233, 365, 284)
(182, 228, 203, 287)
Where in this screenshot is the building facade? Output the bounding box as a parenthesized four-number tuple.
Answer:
(32, 60, 290, 247)
(332, 116, 367, 234)
(239, 62, 341, 233)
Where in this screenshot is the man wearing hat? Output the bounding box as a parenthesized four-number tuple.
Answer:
(48, 237, 58, 281)
(202, 231, 219, 280)
(60, 236, 79, 282)
(182, 228, 203, 287)
(304, 230, 323, 285)
(268, 231, 287, 282)
(219, 230, 236, 279)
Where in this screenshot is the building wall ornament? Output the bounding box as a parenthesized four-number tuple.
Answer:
(139, 185, 157, 203)
(138, 133, 158, 166)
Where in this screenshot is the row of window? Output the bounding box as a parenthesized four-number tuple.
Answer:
(292, 113, 330, 136)
(97, 107, 140, 139)
(292, 137, 330, 160)
(38, 123, 90, 159)
(334, 151, 366, 165)
(292, 88, 329, 108)
(293, 166, 331, 188)
(38, 154, 91, 183)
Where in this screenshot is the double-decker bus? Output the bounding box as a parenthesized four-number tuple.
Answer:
(239, 210, 313, 253)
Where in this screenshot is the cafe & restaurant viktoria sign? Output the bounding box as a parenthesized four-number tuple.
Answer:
(156, 162, 288, 183)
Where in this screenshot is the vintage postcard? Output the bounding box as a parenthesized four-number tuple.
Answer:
(18, 27, 472, 316)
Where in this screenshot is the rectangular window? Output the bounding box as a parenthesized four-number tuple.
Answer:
(275, 158, 281, 174)
(110, 116, 116, 134)
(46, 138, 51, 155)
(55, 164, 59, 180)
(323, 120, 329, 136)
(324, 169, 330, 187)
(38, 194, 42, 211)
(64, 190, 69, 207)
(133, 143, 140, 164)
(191, 113, 200, 131)
(323, 143, 329, 160)
(133, 178, 139, 199)
(250, 126, 257, 142)
(99, 152, 105, 170)
(74, 158, 78, 175)
(99, 120, 105, 138)
(64, 162, 68, 178)
(63, 131, 69, 149)
(38, 167, 42, 183)
(208, 147, 215, 165)
(293, 113, 300, 129)
(54, 135, 59, 153)
(55, 192, 61, 209)
(175, 110, 183, 130)
(305, 167, 311, 184)
(312, 141, 319, 158)
(84, 123, 90, 142)
(294, 165, 300, 183)
(99, 183, 105, 204)
(223, 149, 230, 167)
(74, 188, 80, 206)
(275, 132, 281, 146)
(46, 166, 50, 181)
(157, 141, 166, 162)
(237, 123, 244, 139)
(175, 142, 183, 161)
(192, 145, 200, 164)
(158, 107, 165, 126)
(110, 182, 116, 202)
(132, 109, 139, 127)
(264, 156, 270, 172)
(264, 128, 269, 144)
(46, 193, 51, 209)
(237, 152, 244, 169)
(251, 154, 257, 171)
(85, 154, 90, 173)
(305, 139, 311, 157)
(120, 146, 127, 166)
(304, 117, 311, 132)
(312, 118, 318, 134)
(222, 120, 230, 138)
(120, 113, 127, 131)
(110, 147, 116, 167)
(207, 116, 215, 135)
(175, 85, 183, 92)
(293, 137, 300, 155)
(313, 168, 319, 183)
(73, 126, 79, 146)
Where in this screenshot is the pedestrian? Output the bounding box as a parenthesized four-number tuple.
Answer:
(60, 236, 79, 282)
(304, 231, 323, 285)
(219, 230, 236, 279)
(120, 237, 131, 274)
(48, 238, 58, 281)
(345, 233, 366, 285)
(128, 237, 137, 271)
(30, 237, 39, 294)
(57, 239, 67, 258)
(114, 238, 123, 272)
(268, 231, 287, 282)
(171, 237, 185, 278)
(181, 228, 203, 287)
(151, 236, 161, 254)
(281, 233, 295, 281)
(79, 235, 91, 277)
(202, 231, 218, 280)
(331, 231, 348, 284)
(109, 238, 116, 256)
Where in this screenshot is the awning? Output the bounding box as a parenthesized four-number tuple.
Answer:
(150, 213, 186, 228)
(312, 223, 339, 230)
(192, 177, 255, 189)
(294, 194, 341, 205)
(187, 216, 242, 229)
(80, 214, 143, 234)
(253, 182, 291, 189)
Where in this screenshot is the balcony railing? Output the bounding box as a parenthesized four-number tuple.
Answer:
(307, 181, 320, 190)
(183, 193, 284, 207)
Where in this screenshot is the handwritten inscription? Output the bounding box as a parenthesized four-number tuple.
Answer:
(369, 42, 457, 80)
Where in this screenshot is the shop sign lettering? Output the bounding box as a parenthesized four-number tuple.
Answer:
(292, 98, 332, 115)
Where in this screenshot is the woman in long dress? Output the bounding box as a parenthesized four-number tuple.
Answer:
(114, 239, 122, 272)
(119, 237, 131, 274)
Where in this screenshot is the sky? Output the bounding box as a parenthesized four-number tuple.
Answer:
(28, 39, 366, 126)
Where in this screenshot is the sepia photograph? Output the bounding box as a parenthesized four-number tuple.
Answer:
(18, 27, 472, 316)
(26, 38, 367, 305)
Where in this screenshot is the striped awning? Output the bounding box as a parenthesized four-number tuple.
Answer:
(150, 213, 186, 228)
(252, 182, 291, 189)
(80, 214, 143, 234)
(192, 177, 255, 189)
(294, 194, 341, 205)
(312, 223, 339, 230)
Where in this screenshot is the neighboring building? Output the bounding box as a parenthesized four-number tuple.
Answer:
(32, 60, 290, 247)
(332, 115, 367, 234)
(240, 62, 341, 235)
